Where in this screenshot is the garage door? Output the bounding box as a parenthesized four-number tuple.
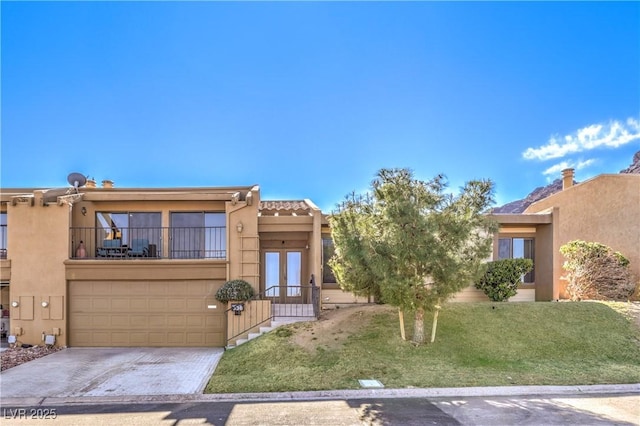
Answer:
(69, 280, 224, 347)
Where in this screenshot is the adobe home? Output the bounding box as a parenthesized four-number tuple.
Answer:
(0, 176, 369, 348)
(484, 169, 639, 302)
(1, 169, 638, 348)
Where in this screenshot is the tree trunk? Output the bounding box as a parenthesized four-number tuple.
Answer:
(398, 309, 406, 341)
(412, 307, 425, 344)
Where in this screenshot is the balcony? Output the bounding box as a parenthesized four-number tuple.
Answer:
(69, 226, 226, 260)
(0, 223, 6, 259)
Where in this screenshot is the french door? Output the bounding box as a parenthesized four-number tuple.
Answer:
(263, 250, 304, 303)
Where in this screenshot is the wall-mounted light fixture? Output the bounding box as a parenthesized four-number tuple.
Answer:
(81, 206, 87, 216)
(41, 301, 49, 308)
(11, 301, 19, 308)
(236, 222, 244, 233)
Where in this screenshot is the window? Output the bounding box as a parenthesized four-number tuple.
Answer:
(96, 212, 162, 251)
(170, 212, 226, 259)
(498, 237, 535, 283)
(0, 212, 6, 259)
(322, 236, 337, 284)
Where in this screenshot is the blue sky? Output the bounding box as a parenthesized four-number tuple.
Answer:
(2, 1, 639, 212)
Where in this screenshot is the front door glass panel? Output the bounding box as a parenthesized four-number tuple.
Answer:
(265, 252, 280, 296)
(287, 251, 302, 296)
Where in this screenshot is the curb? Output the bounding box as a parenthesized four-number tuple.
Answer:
(2, 384, 639, 407)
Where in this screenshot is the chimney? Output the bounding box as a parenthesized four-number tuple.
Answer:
(562, 168, 574, 190)
(101, 179, 114, 189)
(86, 178, 96, 188)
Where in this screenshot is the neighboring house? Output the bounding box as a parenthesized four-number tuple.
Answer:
(478, 169, 639, 302)
(1, 168, 637, 347)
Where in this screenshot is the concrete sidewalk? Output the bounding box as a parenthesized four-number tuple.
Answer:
(2, 383, 639, 407)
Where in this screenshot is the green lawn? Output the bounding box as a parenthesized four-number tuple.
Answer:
(205, 301, 640, 393)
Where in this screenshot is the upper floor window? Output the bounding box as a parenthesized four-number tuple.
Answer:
(498, 237, 535, 283)
(170, 212, 226, 259)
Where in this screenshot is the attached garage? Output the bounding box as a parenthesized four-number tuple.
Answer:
(69, 280, 225, 347)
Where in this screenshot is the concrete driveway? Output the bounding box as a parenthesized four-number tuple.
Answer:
(0, 347, 223, 398)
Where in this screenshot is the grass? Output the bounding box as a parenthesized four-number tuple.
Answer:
(204, 301, 640, 393)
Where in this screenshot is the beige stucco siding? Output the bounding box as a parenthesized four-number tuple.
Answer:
(525, 175, 640, 296)
(0, 259, 10, 282)
(5, 185, 255, 346)
(535, 221, 556, 300)
(8, 198, 70, 345)
(321, 289, 371, 306)
(450, 285, 535, 302)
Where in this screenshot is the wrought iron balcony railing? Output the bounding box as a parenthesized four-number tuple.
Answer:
(69, 226, 226, 260)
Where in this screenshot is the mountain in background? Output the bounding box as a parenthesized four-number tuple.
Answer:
(492, 150, 640, 214)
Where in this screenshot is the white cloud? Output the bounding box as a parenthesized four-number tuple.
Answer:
(523, 117, 640, 161)
(542, 162, 571, 176)
(542, 158, 596, 176)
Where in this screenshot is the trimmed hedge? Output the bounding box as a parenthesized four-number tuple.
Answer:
(475, 258, 533, 302)
(215, 279, 255, 303)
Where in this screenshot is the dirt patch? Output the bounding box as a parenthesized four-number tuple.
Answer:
(292, 304, 394, 352)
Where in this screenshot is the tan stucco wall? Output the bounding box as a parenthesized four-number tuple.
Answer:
(65, 260, 228, 281)
(525, 174, 640, 297)
(321, 289, 371, 306)
(4, 185, 261, 346)
(450, 285, 535, 302)
(0, 259, 10, 282)
(8, 197, 71, 346)
(535, 219, 556, 300)
(227, 186, 260, 289)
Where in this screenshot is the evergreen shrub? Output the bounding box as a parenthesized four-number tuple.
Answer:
(475, 258, 533, 302)
(215, 279, 255, 303)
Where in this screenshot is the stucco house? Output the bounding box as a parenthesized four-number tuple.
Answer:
(1, 168, 637, 348)
(470, 168, 639, 302)
(0, 182, 366, 348)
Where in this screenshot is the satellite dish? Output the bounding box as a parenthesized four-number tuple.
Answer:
(67, 172, 87, 192)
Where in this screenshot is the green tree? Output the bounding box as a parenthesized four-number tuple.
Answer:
(329, 168, 497, 344)
(328, 192, 383, 301)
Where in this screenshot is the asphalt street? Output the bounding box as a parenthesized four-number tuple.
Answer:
(2, 393, 638, 425)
